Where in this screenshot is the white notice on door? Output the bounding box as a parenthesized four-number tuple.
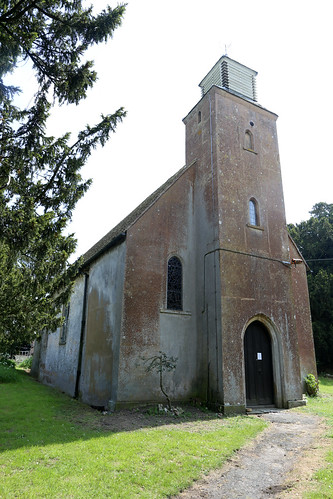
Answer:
(257, 352, 262, 360)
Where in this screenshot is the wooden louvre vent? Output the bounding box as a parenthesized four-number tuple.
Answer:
(199, 56, 258, 102)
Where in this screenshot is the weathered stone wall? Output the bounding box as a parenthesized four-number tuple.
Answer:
(183, 94, 224, 406)
(183, 86, 316, 411)
(78, 242, 126, 408)
(116, 166, 200, 406)
(289, 238, 317, 382)
(34, 274, 86, 396)
(34, 243, 126, 408)
(213, 89, 306, 409)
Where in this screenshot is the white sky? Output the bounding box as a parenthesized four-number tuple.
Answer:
(11, 0, 333, 258)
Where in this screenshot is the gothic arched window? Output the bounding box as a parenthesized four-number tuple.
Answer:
(167, 256, 183, 311)
(249, 198, 259, 226)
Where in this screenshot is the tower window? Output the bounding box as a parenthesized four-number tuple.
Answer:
(249, 198, 259, 226)
(244, 130, 254, 150)
(198, 111, 202, 123)
(167, 256, 182, 311)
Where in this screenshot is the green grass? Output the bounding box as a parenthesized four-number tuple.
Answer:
(298, 376, 333, 498)
(0, 362, 20, 383)
(0, 371, 266, 498)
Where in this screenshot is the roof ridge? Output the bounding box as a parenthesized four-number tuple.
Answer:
(81, 161, 194, 266)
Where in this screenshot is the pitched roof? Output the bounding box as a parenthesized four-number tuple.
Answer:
(81, 162, 192, 267)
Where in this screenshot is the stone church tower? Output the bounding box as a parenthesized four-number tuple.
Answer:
(33, 56, 317, 413)
(183, 56, 316, 411)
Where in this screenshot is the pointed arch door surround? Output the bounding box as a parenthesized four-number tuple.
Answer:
(244, 321, 274, 405)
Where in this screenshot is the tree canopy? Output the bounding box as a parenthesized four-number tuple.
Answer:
(288, 202, 333, 371)
(0, 1, 126, 355)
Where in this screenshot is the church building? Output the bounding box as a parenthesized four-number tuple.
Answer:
(32, 56, 317, 413)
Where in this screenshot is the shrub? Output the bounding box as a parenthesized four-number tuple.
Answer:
(0, 364, 20, 383)
(305, 373, 319, 396)
(0, 356, 16, 368)
(18, 357, 32, 369)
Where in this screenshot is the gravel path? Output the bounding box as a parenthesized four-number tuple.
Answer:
(175, 410, 325, 498)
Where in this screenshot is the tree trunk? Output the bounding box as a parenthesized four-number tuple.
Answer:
(159, 358, 172, 410)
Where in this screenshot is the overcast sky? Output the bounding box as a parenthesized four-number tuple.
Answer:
(12, 0, 333, 258)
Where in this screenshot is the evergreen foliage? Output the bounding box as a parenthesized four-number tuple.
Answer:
(288, 203, 333, 371)
(0, 1, 126, 355)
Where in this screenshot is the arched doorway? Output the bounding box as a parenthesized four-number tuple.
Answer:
(244, 321, 274, 406)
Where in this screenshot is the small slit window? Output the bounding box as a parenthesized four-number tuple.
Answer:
(198, 111, 202, 123)
(249, 198, 259, 226)
(167, 256, 182, 311)
(244, 130, 254, 150)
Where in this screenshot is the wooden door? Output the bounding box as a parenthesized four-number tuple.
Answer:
(244, 321, 274, 406)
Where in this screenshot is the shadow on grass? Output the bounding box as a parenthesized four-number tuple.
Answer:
(0, 370, 230, 453)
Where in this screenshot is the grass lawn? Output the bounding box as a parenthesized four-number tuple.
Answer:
(0, 370, 266, 498)
(2, 371, 333, 498)
(297, 376, 333, 499)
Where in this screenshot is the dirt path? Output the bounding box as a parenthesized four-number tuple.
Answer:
(175, 410, 328, 498)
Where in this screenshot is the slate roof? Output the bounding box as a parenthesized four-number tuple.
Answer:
(81, 162, 191, 267)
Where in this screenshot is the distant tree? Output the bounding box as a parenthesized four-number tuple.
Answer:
(0, 1, 126, 355)
(288, 202, 333, 371)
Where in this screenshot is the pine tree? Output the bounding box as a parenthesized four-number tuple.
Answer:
(0, 1, 126, 355)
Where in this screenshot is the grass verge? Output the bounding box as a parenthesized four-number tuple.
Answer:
(297, 376, 333, 498)
(0, 371, 265, 498)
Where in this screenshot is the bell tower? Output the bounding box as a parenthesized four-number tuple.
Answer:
(199, 55, 258, 101)
(183, 55, 314, 412)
